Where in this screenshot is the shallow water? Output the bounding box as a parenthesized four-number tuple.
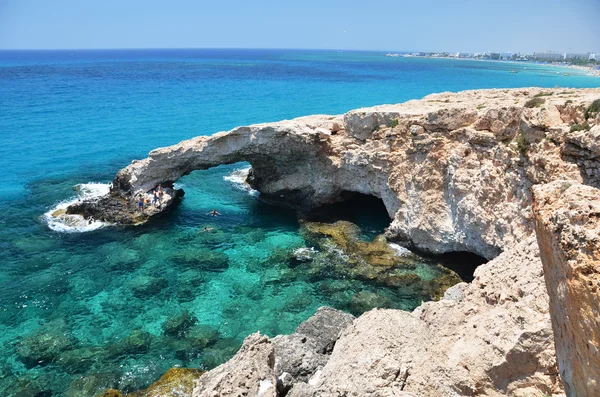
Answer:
(1, 49, 598, 395)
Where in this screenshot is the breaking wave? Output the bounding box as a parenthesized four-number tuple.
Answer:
(44, 182, 111, 232)
(223, 167, 258, 196)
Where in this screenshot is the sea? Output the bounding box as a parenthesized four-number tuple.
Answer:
(1, 49, 598, 395)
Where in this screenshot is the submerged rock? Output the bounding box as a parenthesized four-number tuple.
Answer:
(298, 219, 462, 301)
(107, 329, 152, 357)
(171, 250, 229, 272)
(15, 320, 77, 368)
(56, 346, 107, 374)
(100, 368, 205, 397)
(66, 372, 121, 397)
(126, 276, 168, 298)
(161, 310, 198, 337)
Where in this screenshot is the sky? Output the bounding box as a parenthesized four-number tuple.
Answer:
(0, 0, 599, 53)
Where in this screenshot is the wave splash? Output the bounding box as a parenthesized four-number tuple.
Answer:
(44, 182, 111, 232)
(223, 167, 258, 196)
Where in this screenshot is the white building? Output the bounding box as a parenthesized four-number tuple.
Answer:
(533, 51, 564, 61)
(565, 53, 591, 60)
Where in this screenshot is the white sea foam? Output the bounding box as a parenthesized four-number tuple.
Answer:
(223, 167, 258, 196)
(293, 247, 318, 261)
(44, 182, 112, 233)
(389, 243, 413, 257)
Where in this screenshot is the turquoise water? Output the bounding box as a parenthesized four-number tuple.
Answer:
(1, 49, 598, 395)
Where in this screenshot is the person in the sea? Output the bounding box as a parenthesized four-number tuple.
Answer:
(137, 194, 144, 212)
(199, 226, 215, 233)
(207, 209, 222, 216)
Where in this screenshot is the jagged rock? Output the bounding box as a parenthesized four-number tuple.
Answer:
(294, 306, 355, 354)
(276, 372, 294, 395)
(285, 238, 563, 397)
(442, 281, 468, 302)
(70, 88, 600, 261)
(533, 181, 600, 397)
(272, 307, 354, 383)
(192, 332, 277, 397)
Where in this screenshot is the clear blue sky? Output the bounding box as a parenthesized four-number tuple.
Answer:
(1, 0, 598, 53)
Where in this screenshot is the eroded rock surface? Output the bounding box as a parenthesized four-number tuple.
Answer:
(192, 332, 277, 397)
(533, 181, 600, 397)
(69, 88, 600, 260)
(67, 88, 600, 396)
(272, 307, 355, 383)
(291, 238, 562, 397)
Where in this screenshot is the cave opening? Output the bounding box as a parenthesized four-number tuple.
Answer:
(303, 192, 391, 238)
(430, 251, 488, 282)
(304, 191, 488, 282)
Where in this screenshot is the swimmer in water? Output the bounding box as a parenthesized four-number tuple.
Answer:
(199, 227, 215, 233)
(207, 209, 222, 216)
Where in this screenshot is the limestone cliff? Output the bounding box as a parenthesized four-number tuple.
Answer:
(83, 88, 600, 397)
(533, 181, 600, 397)
(69, 88, 600, 260)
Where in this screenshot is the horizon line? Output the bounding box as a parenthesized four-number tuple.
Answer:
(1, 47, 598, 54)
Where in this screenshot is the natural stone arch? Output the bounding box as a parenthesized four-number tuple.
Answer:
(67, 88, 600, 261)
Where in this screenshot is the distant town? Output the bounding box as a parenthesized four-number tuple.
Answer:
(386, 51, 598, 66)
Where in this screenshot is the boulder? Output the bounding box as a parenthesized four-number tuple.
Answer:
(272, 307, 354, 383)
(192, 332, 277, 397)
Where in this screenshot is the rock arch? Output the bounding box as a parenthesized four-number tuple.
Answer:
(67, 88, 600, 260)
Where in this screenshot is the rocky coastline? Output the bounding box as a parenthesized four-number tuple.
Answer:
(62, 88, 600, 396)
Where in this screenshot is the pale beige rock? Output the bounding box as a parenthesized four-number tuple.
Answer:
(192, 332, 276, 397)
(298, 237, 563, 397)
(533, 181, 600, 397)
(73, 88, 600, 396)
(103, 87, 600, 259)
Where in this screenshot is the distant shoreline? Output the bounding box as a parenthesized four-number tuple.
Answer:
(385, 54, 600, 77)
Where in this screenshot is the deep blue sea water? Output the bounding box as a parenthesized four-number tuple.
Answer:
(1, 49, 598, 395)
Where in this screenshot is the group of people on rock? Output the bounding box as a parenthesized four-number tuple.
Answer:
(137, 184, 164, 212)
(135, 185, 223, 231)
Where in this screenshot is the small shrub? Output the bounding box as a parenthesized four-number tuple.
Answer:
(389, 119, 399, 128)
(564, 99, 573, 106)
(524, 98, 545, 108)
(584, 99, 600, 119)
(476, 104, 487, 110)
(570, 123, 591, 132)
(516, 132, 530, 154)
(534, 92, 553, 97)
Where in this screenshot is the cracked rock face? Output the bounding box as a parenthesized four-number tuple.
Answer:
(69, 88, 600, 260)
(533, 181, 600, 397)
(291, 237, 562, 397)
(82, 88, 600, 396)
(192, 332, 277, 397)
